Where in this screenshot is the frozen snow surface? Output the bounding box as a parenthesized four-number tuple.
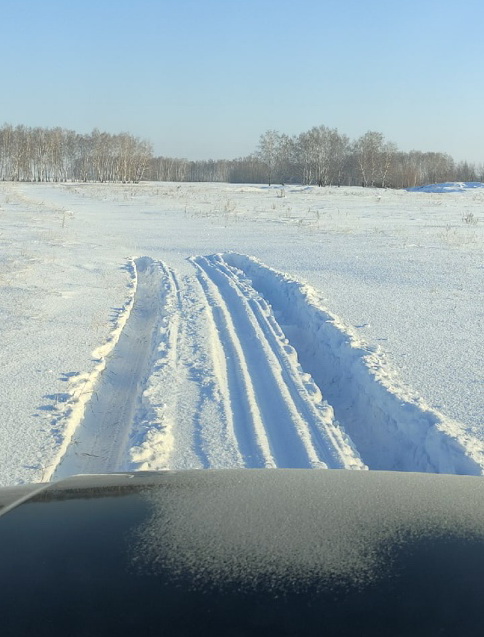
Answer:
(0, 182, 482, 485)
(407, 181, 484, 193)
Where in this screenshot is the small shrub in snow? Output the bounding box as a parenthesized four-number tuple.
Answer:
(462, 211, 478, 225)
(223, 199, 236, 213)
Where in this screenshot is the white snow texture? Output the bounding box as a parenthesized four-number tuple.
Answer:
(0, 181, 482, 484)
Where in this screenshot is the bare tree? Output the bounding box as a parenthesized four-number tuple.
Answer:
(256, 130, 283, 185)
(0, 121, 479, 188)
(354, 131, 397, 187)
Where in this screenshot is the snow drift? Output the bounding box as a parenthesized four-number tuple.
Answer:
(223, 253, 484, 474)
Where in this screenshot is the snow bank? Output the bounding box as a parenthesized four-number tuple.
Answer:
(224, 253, 484, 474)
(42, 258, 138, 481)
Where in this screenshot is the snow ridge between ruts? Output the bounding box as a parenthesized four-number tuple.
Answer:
(223, 253, 484, 475)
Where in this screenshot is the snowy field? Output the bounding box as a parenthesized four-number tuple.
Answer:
(0, 181, 483, 485)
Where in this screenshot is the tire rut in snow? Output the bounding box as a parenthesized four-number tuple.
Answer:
(191, 255, 365, 469)
(222, 253, 484, 475)
(51, 257, 169, 479)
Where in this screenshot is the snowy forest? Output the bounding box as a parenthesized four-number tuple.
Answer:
(0, 122, 482, 187)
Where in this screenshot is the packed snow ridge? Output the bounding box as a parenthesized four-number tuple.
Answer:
(49, 253, 484, 479)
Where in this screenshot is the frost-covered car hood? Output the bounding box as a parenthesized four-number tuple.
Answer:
(1, 469, 484, 636)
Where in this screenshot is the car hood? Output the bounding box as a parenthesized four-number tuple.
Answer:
(1, 469, 484, 635)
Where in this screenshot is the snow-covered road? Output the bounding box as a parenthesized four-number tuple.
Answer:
(48, 253, 482, 479)
(50, 254, 367, 478)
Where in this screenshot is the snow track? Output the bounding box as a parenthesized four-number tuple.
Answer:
(223, 253, 484, 475)
(51, 257, 169, 479)
(191, 256, 364, 469)
(48, 252, 484, 479)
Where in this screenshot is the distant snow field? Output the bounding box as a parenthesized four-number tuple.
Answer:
(0, 181, 482, 485)
(407, 181, 484, 193)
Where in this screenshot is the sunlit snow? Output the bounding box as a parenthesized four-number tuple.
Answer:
(0, 181, 482, 485)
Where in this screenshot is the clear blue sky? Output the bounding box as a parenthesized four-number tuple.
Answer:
(1, 0, 483, 162)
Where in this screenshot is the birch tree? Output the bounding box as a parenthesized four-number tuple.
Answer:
(256, 130, 282, 185)
(354, 131, 397, 187)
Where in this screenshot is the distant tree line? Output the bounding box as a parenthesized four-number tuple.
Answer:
(149, 126, 484, 188)
(0, 124, 152, 182)
(1, 122, 482, 188)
